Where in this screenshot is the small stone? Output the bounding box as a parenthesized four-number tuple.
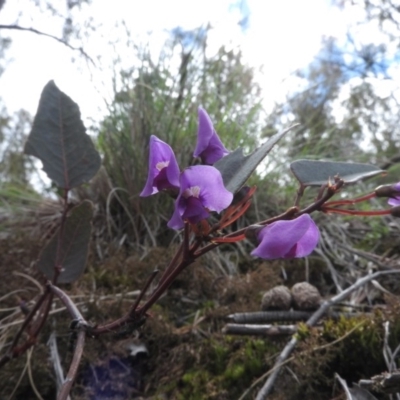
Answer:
(261, 285, 292, 311)
(291, 282, 321, 311)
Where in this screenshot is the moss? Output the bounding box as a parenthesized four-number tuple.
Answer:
(154, 336, 279, 400)
(224, 364, 246, 381)
(281, 314, 389, 399)
(295, 322, 311, 340)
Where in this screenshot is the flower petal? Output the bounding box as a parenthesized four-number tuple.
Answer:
(193, 107, 229, 165)
(168, 205, 185, 230)
(181, 196, 209, 223)
(289, 218, 320, 258)
(167, 165, 233, 229)
(181, 165, 233, 212)
(251, 214, 319, 259)
(140, 135, 180, 196)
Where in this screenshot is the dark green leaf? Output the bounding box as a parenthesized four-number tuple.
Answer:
(214, 125, 298, 193)
(24, 80, 101, 189)
(37, 200, 93, 284)
(290, 160, 383, 186)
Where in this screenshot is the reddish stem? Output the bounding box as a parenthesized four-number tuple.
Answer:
(211, 234, 246, 243)
(322, 207, 392, 216)
(324, 191, 376, 207)
(128, 270, 159, 316)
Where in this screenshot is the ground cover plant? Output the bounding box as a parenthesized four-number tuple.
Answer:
(1, 79, 400, 400)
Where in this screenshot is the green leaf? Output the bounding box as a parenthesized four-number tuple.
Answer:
(290, 160, 383, 186)
(37, 200, 93, 284)
(214, 125, 298, 193)
(24, 80, 101, 189)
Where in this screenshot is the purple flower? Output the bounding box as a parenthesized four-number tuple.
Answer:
(193, 107, 229, 165)
(388, 182, 400, 206)
(168, 165, 233, 229)
(251, 214, 319, 259)
(140, 135, 180, 197)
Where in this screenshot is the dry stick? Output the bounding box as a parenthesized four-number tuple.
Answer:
(48, 333, 69, 398)
(255, 269, 400, 400)
(57, 330, 85, 400)
(47, 284, 87, 400)
(6, 353, 29, 400)
(223, 324, 298, 336)
(227, 310, 363, 324)
(27, 347, 45, 400)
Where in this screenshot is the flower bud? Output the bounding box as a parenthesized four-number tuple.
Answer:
(375, 184, 400, 198)
(244, 224, 264, 244)
(375, 182, 400, 207)
(390, 206, 400, 218)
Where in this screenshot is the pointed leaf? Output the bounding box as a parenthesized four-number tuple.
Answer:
(37, 200, 93, 284)
(24, 80, 101, 189)
(214, 125, 298, 193)
(290, 160, 383, 187)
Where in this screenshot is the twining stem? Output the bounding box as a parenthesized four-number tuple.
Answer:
(137, 238, 203, 318)
(128, 270, 159, 316)
(157, 242, 184, 287)
(48, 283, 87, 323)
(89, 271, 158, 335)
(29, 292, 54, 338)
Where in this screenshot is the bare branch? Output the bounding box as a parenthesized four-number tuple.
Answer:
(0, 24, 95, 65)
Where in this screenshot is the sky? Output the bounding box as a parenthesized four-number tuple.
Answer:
(1, 0, 399, 164)
(0, 0, 354, 124)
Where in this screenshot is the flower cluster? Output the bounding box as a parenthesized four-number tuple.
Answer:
(141, 107, 320, 259)
(141, 108, 232, 230)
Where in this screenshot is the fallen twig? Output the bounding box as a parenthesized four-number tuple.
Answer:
(227, 310, 364, 324)
(223, 323, 297, 336)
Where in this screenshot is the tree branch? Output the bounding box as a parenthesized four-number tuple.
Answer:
(0, 24, 94, 65)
